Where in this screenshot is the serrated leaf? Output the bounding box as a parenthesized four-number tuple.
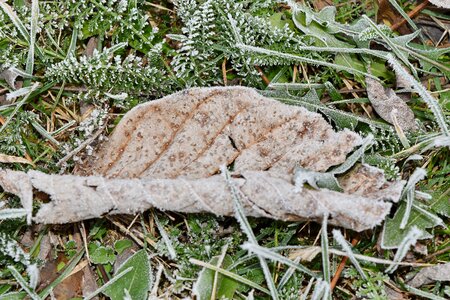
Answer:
(193, 255, 240, 300)
(103, 249, 151, 300)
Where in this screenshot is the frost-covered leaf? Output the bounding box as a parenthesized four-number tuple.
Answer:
(0, 169, 400, 231)
(193, 255, 240, 300)
(408, 263, 450, 288)
(0, 87, 405, 231)
(381, 204, 442, 249)
(103, 249, 151, 300)
(0, 67, 20, 89)
(366, 76, 416, 131)
(429, 0, 450, 9)
(77, 87, 362, 178)
(90, 246, 116, 265)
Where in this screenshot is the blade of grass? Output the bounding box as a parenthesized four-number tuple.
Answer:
(321, 214, 331, 300)
(7, 266, 41, 300)
(38, 249, 85, 298)
(385, 226, 422, 273)
(190, 258, 270, 295)
(404, 284, 447, 300)
(221, 166, 279, 300)
(153, 212, 176, 260)
(84, 267, 133, 300)
(387, 54, 449, 136)
(0, 208, 27, 220)
(241, 243, 318, 278)
(332, 230, 367, 280)
(0, 82, 40, 135)
(0, 0, 30, 43)
(25, 0, 39, 81)
(400, 168, 427, 229)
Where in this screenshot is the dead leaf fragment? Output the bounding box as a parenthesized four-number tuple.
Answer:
(289, 246, 321, 262)
(0, 153, 34, 165)
(408, 263, 450, 287)
(429, 0, 450, 9)
(0, 66, 19, 89)
(366, 77, 417, 131)
(339, 164, 404, 202)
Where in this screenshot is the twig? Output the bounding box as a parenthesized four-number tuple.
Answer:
(222, 58, 227, 86)
(106, 216, 145, 247)
(391, 0, 429, 31)
(255, 66, 271, 85)
(56, 123, 107, 166)
(330, 237, 359, 291)
(423, 245, 450, 261)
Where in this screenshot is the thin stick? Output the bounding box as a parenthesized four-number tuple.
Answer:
(391, 0, 429, 31)
(56, 123, 106, 166)
(106, 216, 145, 247)
(255, 66, 271, 85)
(330, 237, 359, 291)
(222, 58, 227, 86)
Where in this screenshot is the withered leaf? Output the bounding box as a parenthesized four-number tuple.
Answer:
(0, 153, 34, 165)
(408, 263, 450, 288)
(0, 87, 405, 231)
(0, 66, 20, 89)
(429, 0, 450, 9)
(1, 169, 396, 231)
(366, 77, 417, 131)
(76, 87, 362, 178)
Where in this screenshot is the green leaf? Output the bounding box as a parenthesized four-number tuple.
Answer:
(103, 249, 152, 300)
(114, 239, 133, 255)
(193, 255, 240, 300)
(0, 292, 27, 300)
(381, 204, 440, 249)
(90, 246, 116, 265)
(429, 186, 450, 217)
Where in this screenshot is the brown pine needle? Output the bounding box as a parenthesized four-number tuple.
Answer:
(330, 237, 359, 291)
(391, 0, 429, 31)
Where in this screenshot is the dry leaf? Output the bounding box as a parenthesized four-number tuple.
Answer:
(289, 246, 321, 262)
(82, 265, 99, 299)
(76, 87, 361, 178)
(366, 77, 417, 131)
(0, 169, 397, 231)
(37, 253, 84, 299)
(408, 263, 450, 287)
(0, 66, 19, 89)
(0, 153, 34, 165)
(0, 87, 405, 231)
(429, 0, 450, 9)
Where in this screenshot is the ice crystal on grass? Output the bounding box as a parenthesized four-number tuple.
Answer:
(171, 0, 300, 86)
(0, 233, 38, 289)
(46, 45, 168, 95)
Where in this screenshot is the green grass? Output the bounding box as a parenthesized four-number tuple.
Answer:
(0, 0, 449, 299)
